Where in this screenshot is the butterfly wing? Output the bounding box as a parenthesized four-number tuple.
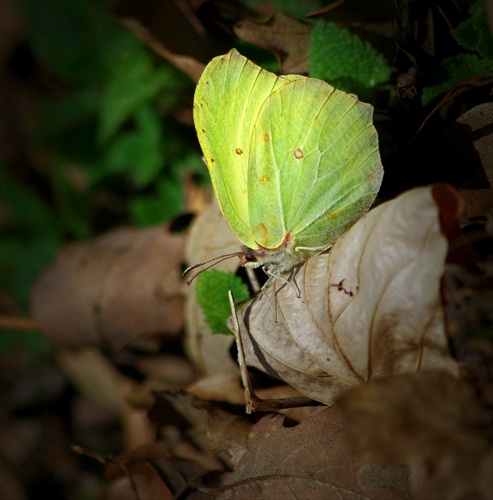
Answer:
(194, 49, 295, 250)
(248, 76, 383, 252)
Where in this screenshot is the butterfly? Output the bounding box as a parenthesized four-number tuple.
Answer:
(185, 49, 383, 284)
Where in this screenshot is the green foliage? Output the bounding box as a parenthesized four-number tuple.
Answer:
(129, 175, 183, 226)
(309, 21, 391, 102)
(15, 0, 194, 222)
(0, 330, 50, 356)
(98, 45, 180, 144)
(0, 167, 58, 237)
(195, 270, 250, 335)
(451, 0, 493, 56)
(272, 0, 322, 19)
(103, 105, 163, 187)
(0, 0, 197, 337)
(15, 0, 113, 84)
(422, 0, 493, 104)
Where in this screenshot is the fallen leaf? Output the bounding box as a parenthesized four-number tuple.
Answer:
(236, 186, 460, 404)
(338, 371, 492, 500)
(456, 188, 493, 228)
(186, 373, 246, 406)
(134, 354, 196, 390)
(199, 402, 252, 469)
(443, 263, 493, 408)
(234, 12, 312, 74)
(443, 102, 493, 226)
(443, 102, 493, 185)
(30, 224, 184, 349)
(217, 407, 409, 499)
(184, 199, 240, 376)
(113, 0, 236, 82)
(101, 443, 209, 500)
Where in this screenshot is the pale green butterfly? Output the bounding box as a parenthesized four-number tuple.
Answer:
(185, 49, 383, 283)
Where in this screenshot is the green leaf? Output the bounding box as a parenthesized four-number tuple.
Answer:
(452, 0, 493, 57)
(98, 51, 176, 143)
(195, 270, 250, 335)
(35, 90, 100, 145)
(309, 21, 391, 101)
(129, 175, 183, 226)
(0, 330, 51, 356)
(15, 0, 117, 83)
(50, 160, 92, 239)
(104, 105, 163, 187)
(422, 0, 493, 105)
(422, 53, 492, 105)
(0, 166, 57, 236)
(0, 235, 59, 303)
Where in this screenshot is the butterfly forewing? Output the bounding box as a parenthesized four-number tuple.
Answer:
(194, 50, 296, 251)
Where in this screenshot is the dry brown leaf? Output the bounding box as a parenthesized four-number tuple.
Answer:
(56, 348, 134, 416)
(187, 373, 324, 423)
(184, 199, 240, 376)
(456, 188, 493, 228)
(443, 263, 493, 408)
(150, 391, 239, 473)
(338, 371, 492, 500)
(443, 102, 493, 226)
(443, 103, 493, 186)
(113, 0, 235, 83)
(30, 224, 184, 349)
(200, 403, 252, 469)
(186, 373, 246, 405)
(217, 407, 409, 499)
(134, 354, 196, 389)
(236, 186, 460, 404)
(101, 443, 209, 500)
(234, 12, 312, 74)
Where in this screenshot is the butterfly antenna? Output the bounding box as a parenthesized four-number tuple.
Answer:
(183, 252, 242, 286)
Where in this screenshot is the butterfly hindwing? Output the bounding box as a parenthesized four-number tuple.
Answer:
(249, 76, 383, 251)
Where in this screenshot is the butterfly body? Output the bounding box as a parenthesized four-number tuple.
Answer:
(194, 49, 383, 274)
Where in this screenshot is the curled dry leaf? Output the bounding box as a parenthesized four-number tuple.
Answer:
(184, 199, 240, 376)
(234, 12, 312, 74)
(217, 407, 409, 499)
(100, 443, 208, 500)
(30, 224, 184, 349)
(338, 371, 492, 500)
(237, 186, 460, 404)
(443, 102, 493, 226)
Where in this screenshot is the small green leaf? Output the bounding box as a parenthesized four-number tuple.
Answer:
(104, 105, 163, 187)
(422, 53, 491, 105)
(310, 21, 391, 101)
(452, 0, 493, 57)
(422, 0, 493, 105)
(196, 270, 250, 335)
(0, 166, 57, 235)
(0, 235, 59, 303)
(129, 175, 183, 226)
(98, 55, 173, 143)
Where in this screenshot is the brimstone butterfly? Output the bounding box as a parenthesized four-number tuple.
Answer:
(186, 49, 383, 281)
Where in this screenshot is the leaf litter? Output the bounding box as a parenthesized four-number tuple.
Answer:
(3, 1, 492, 498)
